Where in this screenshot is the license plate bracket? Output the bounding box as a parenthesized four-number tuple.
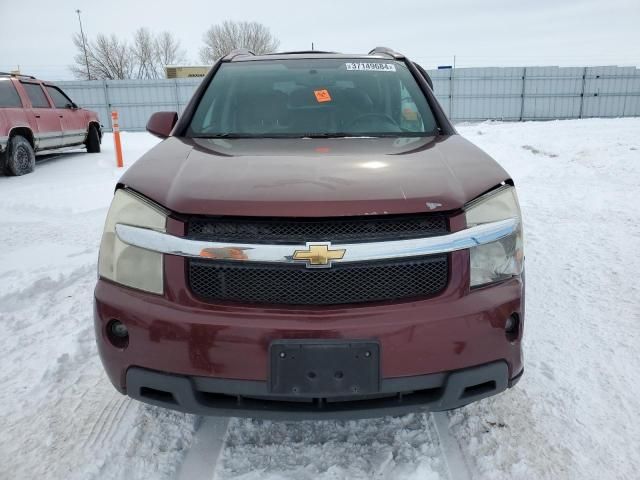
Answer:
(269, 340, 380, 397)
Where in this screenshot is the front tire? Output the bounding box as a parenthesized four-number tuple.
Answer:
(0, 148, 7, 175)
(5, 135, 35, 176)
(86, 125, 101, 153)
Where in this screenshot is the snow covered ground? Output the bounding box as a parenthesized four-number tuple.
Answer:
(1, 119, 639, 479)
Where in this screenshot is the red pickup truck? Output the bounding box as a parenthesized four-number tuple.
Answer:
(0, 72, 101, 176)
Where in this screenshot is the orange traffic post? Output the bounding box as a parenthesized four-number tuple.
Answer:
(111, 110, 124, 168)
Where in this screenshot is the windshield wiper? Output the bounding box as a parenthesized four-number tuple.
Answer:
(193, 133, 363, 139)
(192, 131, 439, 139)
(300, 133, 359, 138)
(302, 132, 437, 138)
(193, 133, 258, 138)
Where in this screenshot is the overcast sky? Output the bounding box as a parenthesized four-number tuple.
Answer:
(1, 0, 639, 79)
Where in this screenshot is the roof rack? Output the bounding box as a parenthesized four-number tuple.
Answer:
(223, 49, 256, 61)
(368, 47, 405, 60)
(267, 50, 338, 55)
(0, 71, 36, 79)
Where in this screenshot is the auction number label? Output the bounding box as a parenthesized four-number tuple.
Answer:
(345, 62, 396, 72)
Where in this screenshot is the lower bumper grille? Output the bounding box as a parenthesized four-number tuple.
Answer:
(126, 362, 511, 419)
(188, 255, 449, 305)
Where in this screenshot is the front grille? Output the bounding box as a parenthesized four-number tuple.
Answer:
(187, 214, 448, 244)
(189, 256, 449, 306)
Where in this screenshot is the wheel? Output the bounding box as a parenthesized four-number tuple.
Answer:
(86, 124, 101, 153)
(0, 149, 7, 175)
(5, 135, 35, 176)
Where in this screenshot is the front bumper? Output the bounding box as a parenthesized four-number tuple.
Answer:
(126, 361, 521, 420)
(94, 248, 524, 417)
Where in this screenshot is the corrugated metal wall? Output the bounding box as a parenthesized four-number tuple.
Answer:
(58, 78, 202, 131)
(57, 65, 640, 131)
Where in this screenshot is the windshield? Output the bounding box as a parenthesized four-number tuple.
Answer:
(187, 59, 438, 138)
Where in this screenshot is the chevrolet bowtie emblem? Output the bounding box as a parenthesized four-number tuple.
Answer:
(292, 243, 346, 268)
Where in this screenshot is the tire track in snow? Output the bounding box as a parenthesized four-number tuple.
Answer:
(177, 416, 230, 480)
(107, 400, 134, 444)
(178, 412, 472, 479)
(432, 412, 472, 480)
(101, 397, 131, 445)
(85, 397, 128, 450)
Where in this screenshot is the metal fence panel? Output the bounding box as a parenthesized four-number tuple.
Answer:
(582, 66, 640, 117)
(56, 65, 640, 131)
(452, 67, 524, 121)
(522, 67, 583, 120)
(430, 70, 452, 117)
(57, 78, 202, 131)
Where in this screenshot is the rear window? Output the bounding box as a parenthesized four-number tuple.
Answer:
(0, 79, 22, 108)
(188, 59, 438, 138)
(21, 82, 50, 108)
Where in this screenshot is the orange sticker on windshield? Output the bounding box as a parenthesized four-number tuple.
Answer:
(314, 89, 332, 103)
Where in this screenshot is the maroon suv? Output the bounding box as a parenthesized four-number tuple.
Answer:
(95, 48, 524, 419)
(0, 72, 101, 176)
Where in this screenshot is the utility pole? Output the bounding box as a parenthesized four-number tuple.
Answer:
(76, 9, 91, 80)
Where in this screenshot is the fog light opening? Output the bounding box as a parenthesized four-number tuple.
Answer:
(107, 319, 129, 348)
(505, 313, 520, 342)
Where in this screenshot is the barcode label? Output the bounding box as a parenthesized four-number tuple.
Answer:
(345, 62, 396, 72)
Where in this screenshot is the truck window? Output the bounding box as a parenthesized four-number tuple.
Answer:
(21, 82, 51, 108)
(45, 85, 73, 109)
(0, 79, 22, 108)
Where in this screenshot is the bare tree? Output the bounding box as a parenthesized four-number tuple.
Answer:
(94, 34, 134, 79)
(71, 33, 134, 80)
(132, 28, 159, 79)
(71, 29, 187, 80)
(132, 29, 186, 78)
(199, 21, 279, 63)
(155, 31, 187, 69)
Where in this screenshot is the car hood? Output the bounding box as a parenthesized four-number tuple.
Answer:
(119, 135, 510, 217)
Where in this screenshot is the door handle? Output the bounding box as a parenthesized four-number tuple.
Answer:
(59, 115, 64, 118)
(35, 114, 41, 118)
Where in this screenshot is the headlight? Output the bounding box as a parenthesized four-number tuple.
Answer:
(465, 185, 524, 287)
(98, 189, 167, 294)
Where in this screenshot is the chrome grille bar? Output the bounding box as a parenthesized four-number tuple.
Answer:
(115, 217, 519, 265)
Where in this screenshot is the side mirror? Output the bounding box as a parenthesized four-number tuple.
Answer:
(146, 111, 178, 139)
(66, 102, 79, 110)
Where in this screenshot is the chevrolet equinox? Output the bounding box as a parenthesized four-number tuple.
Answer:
(95, 47, 525, 419)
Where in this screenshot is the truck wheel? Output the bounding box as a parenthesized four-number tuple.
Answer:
(86, 125, 101, 153)
(0, 149, 7, 175)
(5, 135, 35, 176)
